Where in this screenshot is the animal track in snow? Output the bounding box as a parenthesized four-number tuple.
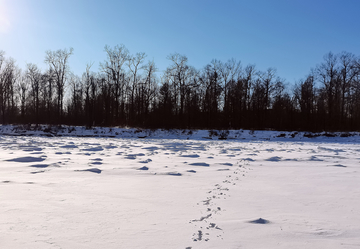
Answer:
(190, 160, 247, 243)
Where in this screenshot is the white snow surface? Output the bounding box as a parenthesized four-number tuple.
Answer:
(1, 125, 360, 248)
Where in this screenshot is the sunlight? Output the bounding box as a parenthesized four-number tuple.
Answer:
(0, 0, 11, 33)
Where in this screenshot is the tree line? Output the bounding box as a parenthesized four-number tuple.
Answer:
(1, 46, 360, 131)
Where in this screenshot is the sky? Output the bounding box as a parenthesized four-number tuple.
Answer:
(1, 0, 360, 84)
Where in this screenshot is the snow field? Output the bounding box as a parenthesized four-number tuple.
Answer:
(1, 135, 360, 248)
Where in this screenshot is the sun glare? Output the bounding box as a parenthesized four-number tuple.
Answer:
(0, 0, 11, 33)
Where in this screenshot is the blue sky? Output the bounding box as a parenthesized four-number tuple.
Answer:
(1, 0, 359, 84)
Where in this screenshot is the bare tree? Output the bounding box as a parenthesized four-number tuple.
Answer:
(26, 63, 42, 124)
(68, 73, 83, 124)
(41, 68, 56, 124)
(258, 68, 278, 110)
(128, 52, 146, 123)
(338, 51, 358, 123)
(165, 53, 193, 121)
(44, 47, 73, 122)
(316, 52, 339, 127)
(243, 64, 256, 111)
(16, 72, 29, 122)
(0, 51, 5, 70)
(100, 44, 130, 123)
(142, 60, 158, 112)
(83, 63, 97, 127)
(218, 59, 241, 126)
(0, 57, 19, 123)
(199, 62, 223, 127)
(219, 58, 241, 110)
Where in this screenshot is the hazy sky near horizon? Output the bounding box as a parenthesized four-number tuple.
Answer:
(1, 0, 359, 84)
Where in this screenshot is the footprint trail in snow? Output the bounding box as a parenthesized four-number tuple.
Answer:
(189, 159, 249, 244)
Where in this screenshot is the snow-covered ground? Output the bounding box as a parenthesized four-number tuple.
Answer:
(1, 126, 360, 248)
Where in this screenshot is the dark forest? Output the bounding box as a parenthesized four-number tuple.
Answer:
(1, 46, 360, 131)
